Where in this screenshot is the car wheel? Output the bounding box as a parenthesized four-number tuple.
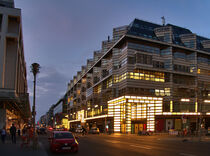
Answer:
(50, 147, 56, 153)
(72, 147, 78, 153)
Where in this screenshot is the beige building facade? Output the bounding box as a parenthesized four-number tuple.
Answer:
(0, 0, 30, 130)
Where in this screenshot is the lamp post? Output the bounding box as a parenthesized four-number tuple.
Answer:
(31, 63, 40, 149)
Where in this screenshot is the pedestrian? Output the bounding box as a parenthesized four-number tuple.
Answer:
(10, 123, 16, 144)
(82, 126, 86, 135)
(26, 126, 33, 145)
(1, 126, 6, 144)
(21, 128, 28, 148)
(18, 129, 21, 136)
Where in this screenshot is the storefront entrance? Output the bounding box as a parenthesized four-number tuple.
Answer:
(108, 96, 163, 133)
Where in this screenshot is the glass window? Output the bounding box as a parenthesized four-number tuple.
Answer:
(164, 33, 171, 42)
(127, 57, 136, 64)
(184, 40, 195, 48)
(161, 48, 171, 56)
(54, 133, 74, 139)
(128, 42, 160, 54)
(174, 52, 186, 59)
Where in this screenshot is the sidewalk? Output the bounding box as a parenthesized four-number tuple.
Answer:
(96, 132, 210, 143)
(0, 136, 48, 156)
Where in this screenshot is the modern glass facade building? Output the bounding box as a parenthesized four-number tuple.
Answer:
(65, 18, 210, 133)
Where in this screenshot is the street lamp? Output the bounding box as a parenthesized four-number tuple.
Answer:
(31, 63, 40, 149)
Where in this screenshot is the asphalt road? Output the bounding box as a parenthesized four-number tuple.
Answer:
(38, 133, 210, 156)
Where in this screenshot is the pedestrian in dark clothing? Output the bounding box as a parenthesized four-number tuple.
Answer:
(18, 129, 21, 136)
(10, 124, 16, 144)
(82, 126, 86, 135)
(1, 126, 6, 144)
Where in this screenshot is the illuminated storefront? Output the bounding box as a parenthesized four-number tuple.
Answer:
(107, 96, 206, 133)
(108, 96, 163, 133)
(68, 95, 210, 133)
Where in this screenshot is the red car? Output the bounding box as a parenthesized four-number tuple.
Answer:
(48, 131, 79, 153)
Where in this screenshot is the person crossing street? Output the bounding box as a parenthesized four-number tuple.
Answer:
(10, 123, 16, 144)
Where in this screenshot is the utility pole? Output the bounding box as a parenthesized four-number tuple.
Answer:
(31, 63, 40, 149)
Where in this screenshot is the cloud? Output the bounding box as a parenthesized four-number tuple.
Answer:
(27, 66, 69, 121)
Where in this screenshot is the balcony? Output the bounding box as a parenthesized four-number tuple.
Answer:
(0, 88, 16, 100)
(86, 87, 93, 98)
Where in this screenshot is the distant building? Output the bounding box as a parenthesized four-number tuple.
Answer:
(53, 97, 68, 129)
(39, 114, 47, 127)
(46, 104, 55, 127)
(0, 0, 30, 130)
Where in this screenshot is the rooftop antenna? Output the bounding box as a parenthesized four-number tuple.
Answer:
(161, 16, 165, 26)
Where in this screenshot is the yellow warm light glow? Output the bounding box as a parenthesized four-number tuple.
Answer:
(69, 119, 80, 123)
(181, 98, 190, 102)
(197, 68, 200, 74)
(163, 112, 200, 115)
(85, 115, 108, 120)
(170, 101, 173, 112)
(195, 102, 198, 112)
(204, 100, 210, 103)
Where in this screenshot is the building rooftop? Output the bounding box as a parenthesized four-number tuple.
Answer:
(126, 18, 210, 52)
(127, 18, 161, 40)
(0, 0, 14, 8)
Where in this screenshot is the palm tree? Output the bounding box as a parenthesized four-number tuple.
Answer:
(31, 63, 40, 149)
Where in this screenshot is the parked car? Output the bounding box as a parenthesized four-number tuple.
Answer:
(138, 130, 150, 136)
(89, 127, 100, 134)
(37, 127, 47, 135)
(48, 131, 79, 153)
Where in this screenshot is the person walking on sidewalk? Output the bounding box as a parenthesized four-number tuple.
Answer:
(1, 126, 6, 144)
(10, 123, 16, 144)
(18, 129, 21, 136)
(21, 128, 28, 148)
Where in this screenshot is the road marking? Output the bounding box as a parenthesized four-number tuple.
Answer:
(130, 144, 152, 150)
(105, 140, 121, 144)
(136, 138, 145, 141)
(179, 153, 196, 156)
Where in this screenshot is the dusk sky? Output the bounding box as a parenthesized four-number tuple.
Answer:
(14, 0, 210, 120)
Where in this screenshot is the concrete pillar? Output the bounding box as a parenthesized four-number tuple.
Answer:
(125, 101, 131, 133)
(0, 108, 6, 129)
(0, 14, 8, 88)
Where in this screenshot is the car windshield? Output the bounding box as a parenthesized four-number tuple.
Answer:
(54, 133, 74, 139)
